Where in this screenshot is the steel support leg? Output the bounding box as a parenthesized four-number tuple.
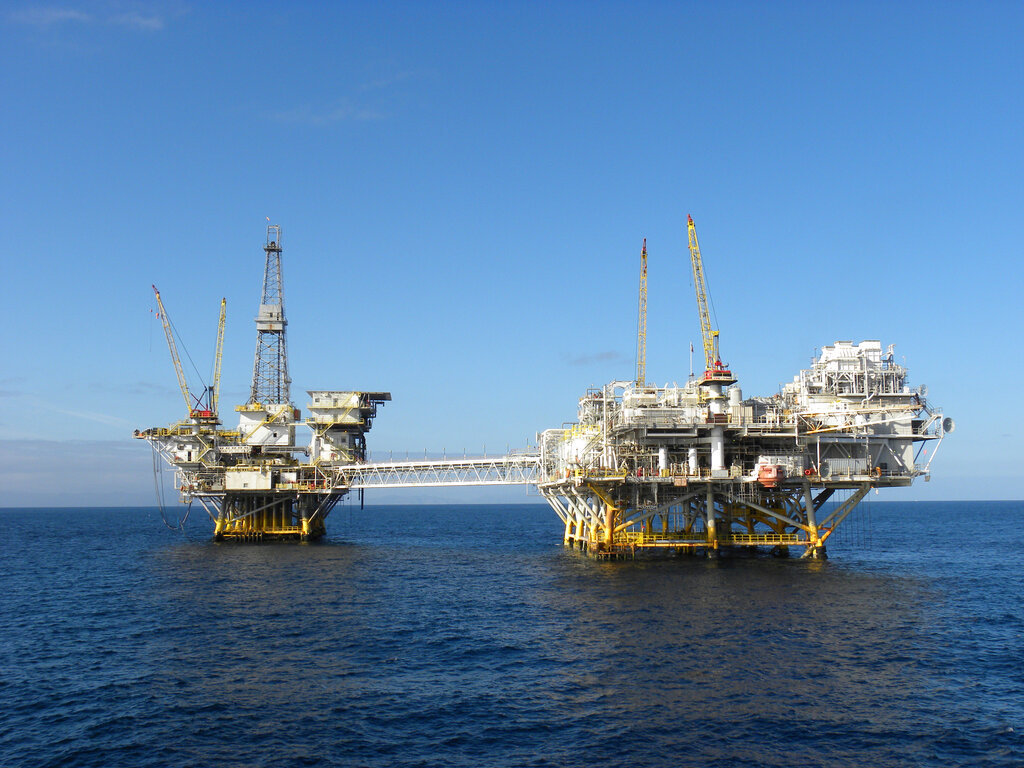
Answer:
(706, 485, 718, 558)
(804, 482, 825, 559)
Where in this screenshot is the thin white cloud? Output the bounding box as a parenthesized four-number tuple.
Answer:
(9, 4, 167, 31)
(0, 376, 25, 398)
(568, 351, 627, 366)
(21, 394, 137, 428)
(110, 11, 163, 30)
(273, 102, 385, 126)
(8, 7, 91, 25)
(273, 67, 424, 127)
(128, 380, 179, 398)
(49, 406, 136, 427)
(359, 70, 418, 92)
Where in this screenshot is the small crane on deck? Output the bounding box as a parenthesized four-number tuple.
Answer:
(211, 297, 226, 417)
(686, 215, 734, 384)
(151, 285, 226, 421)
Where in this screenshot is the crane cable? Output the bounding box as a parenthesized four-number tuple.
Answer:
(152, 292, 210, 401)
(151, 445, 191, 531)
(165, 311, 209, 399)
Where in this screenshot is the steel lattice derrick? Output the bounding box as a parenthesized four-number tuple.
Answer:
(249, 225, 291, 406)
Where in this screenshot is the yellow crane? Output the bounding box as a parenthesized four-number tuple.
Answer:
(211, 297, 226, 417)
(636, 238, 648, 387)
(686, 215, 733, 382)
(151, 285, 227, 421)
(152, 285, 193, 417)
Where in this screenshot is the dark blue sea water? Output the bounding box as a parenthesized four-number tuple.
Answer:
(1, 501, 1022, 767)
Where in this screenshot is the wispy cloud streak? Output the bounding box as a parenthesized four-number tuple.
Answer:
(110, 11, 164, 30)
(272, 102, 385, 126)
(21, 394, 137, 428)
(567, 351, 627, 366)
(274, 68, 426, 127)
(359, 70, 418, 92)
(9, 5, 166, 30)
(9, 7, 91, 25)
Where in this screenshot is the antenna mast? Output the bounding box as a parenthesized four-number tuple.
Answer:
(248, 224, 291, 405)
(636, 238, 648, 387)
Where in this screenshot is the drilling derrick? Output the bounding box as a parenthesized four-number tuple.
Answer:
(249, 226, 290, 406)
(135, 224, 390, 541)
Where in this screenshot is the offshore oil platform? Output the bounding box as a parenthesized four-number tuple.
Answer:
(135, 226, 389, 540)
(534, 217, 952, 558)
(136, 218, 951, 557)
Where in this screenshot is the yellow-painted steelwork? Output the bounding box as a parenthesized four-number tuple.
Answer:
(212, 297, 226, 418)
(535, 218, 950, 560)
(152, 285, 228, 422)
(151, 285, 193, 417)
(686, 215, 732, 382)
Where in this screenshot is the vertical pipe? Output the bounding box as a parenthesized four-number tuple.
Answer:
(706, 485, 717, 552)
(708, 382, 725, 472)
(711, 427, 725, 471)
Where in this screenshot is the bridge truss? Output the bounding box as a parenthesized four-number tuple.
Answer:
(334, 455, 541, 489)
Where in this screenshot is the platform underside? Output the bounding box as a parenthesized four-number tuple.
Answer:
(541, 477, 875, 559)
(193, 491, 347, 541)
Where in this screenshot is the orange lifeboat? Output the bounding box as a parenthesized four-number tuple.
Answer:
(757, 464, 785, 488)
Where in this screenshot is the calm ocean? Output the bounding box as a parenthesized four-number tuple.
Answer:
(1, 501, 1021, 767)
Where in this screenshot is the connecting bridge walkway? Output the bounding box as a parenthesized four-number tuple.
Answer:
(333, 454, 542, 489)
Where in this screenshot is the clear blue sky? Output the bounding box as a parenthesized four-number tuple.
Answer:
(2, 1, 1021, 505)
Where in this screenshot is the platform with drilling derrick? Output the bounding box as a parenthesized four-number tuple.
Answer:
(136, 225, 392, 541)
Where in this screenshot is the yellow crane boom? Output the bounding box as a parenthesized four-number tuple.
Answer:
(212, 298, 226, 417)
(636, 238, 648, 387)
(686, 215, 732, 382)
(152, 284, 193, 416)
